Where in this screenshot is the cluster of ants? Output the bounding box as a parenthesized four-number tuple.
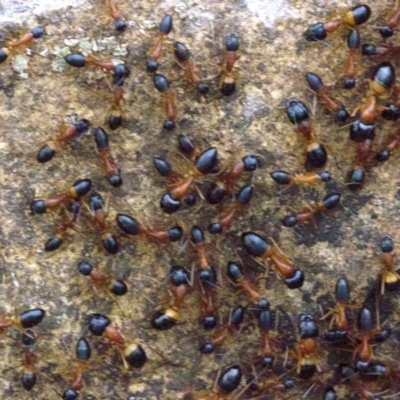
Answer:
(2, 0, 400, 399)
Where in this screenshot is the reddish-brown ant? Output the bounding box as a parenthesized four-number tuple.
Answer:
(379, 236, 400, 294)
(242, 231, 304, 289)
(208, 184, 254, 234)
(160, 147, 218, 213)
(362, 42, 400, 58)
(270, 170, 331, 189)
(206, 155, 258, 205)
(153, 73, 177, 130)
(220, 35, 240, 96)
(87, 314, 147, 369)
(107, 86, 125, 131)
(286, 98, 327, 169)
(305, 72, 349, 122)
(151, 265, 191, 330)
(21, 329, 37, 391)
(343, 29, 361, 89)
(281, 192, 341, 228)
(351, 62, 396, 143)
(321, 277, 354, 342)
(65, 53, 116, 71)
(44, 199, 81, 252)
(294, 314, 319, 378)
(189, 365, 242, 400)
(9, 26, 45, 48)
(303, 5, 371, 41)
(105, 0, 126, 31)
(87, 192, 119, 254)
(173, 42, 209, 94)
(256, 299, 276, 368)
(191, 226, 219, 331)
(380, 4, 400, 38)
(94, 127, 122, 187)
(77, 260, 128, 296)
(353, 306, 375, 371)
(37, 118, 90, 163)
(347, 139, 372, 190)
(29, 179, 92, 215)
(116, 213, 183, 243)
(226, 261, 261, 303)
(0, 309, 45, 334)
(0, 26, 45, 64)
(200, 306, 246, 354)
(146, 15, 173, 73)
(375, 128, 400, 163)
(61, 337, 91, 400)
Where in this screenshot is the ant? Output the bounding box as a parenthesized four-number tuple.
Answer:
(160, 147, 218, 214)
(362, 42, 400, 58)
(303, 4, 371, 41)
(338, 363, 397, 399)
(351, 305, 391, 374)
(294, 314, 319, 378)
(220, 34, 240, 96)
(151, 265, 191, 330)
(350, 62, 396, 143)
(87, 313, 147, 369)
(200, 286, 218, 331)
(200, 306, 246, 354)
(77, 260, 128, 296)
(190, 365, 242, 400)
(153, 73, 177, 130)
(94, 127, 122, 187)
(286, 98, 327, 169)
(379, 236, 400, 294)
(30, 178, 92, 214)
(116, 213, 183, 243)
(0, 26, 45, 64)
(44, 199, 81, 252)
(0, 309, 45, 334)
(146, 14, 173, 73)
(21, 329, 37, 391)
(206, 155, 258, 205)
(321, 277, 353, 342)
(153, 157, 182, 187)
(226, 261, 261, 303)
(281, 192, 341, 227)
(105, 0, 126, 32)
(107, 86, 125, 131)
(191, 226, 219, 330)
(305, 72, 349, 122)
(208, 184, 254, 234)
(191, 226, 218, 289)
(37, 118, 90, 163)
(65, 53, 116, 71)
(353, 306, 376, 371)
(61, 337, 91, 400)
(154, 156, 198, 207)
(247, 374, 296, 397)
(241, 231, 304, 289)
(87, 192, 119, 254)
(380, 3, 400, 38)
(270, 170, 331, 189)
(256, 298, 276, 368)
(343, 29, 361, 89)
(177, 134, 201, 160)
(112, 63, 130, 87)
(347, 139, 372, 190)
(375, 128, 400, 163)
(173, 42, 209, 94)
(369, 61, 396, 98)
